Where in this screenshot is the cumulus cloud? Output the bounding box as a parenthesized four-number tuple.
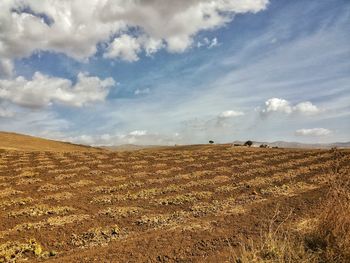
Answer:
(0, 72, 115, 108)
(104, 35, 164, 62)
(0, 0, 269, 63)
(260, 98, 321, 116)
(293, 101, 320, 115)
(295, 128, 332, 137)
(261, 98, 292, 114)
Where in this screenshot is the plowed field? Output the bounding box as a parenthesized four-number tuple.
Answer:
(1, 145, 349, 262)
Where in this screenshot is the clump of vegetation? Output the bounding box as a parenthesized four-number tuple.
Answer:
(71, 225, 122, 248)
(0, 239, 49, 262)
(8, 205, 74, 218)
(260, 144, 269, 148)
(157, 194, 198, 205)
(0, 188, 22, 198)
(135, 212, 186, 228)
(231, 224, 316, 262)
(47, 214, 90, 226)
(69, 179, 95, 188)
(0, 197, 33, 208)
(44, 192, 74, 201)
(37, 183, 69, 192)
(98, 206, 142, 219)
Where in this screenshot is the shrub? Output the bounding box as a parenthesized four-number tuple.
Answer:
(244, 140, 253, 147)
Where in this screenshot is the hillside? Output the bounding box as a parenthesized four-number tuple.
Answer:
(0, 132, 101, 152)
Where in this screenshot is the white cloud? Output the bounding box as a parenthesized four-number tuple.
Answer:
(260, 98, 320, 116)
(261, 98, 292, 114)
(104, 34, 141, 62)
(104, 35, 165, 61)
(293, 101, 320, 115)
(219, 110, 244, 118)
(134, 88, 150, 95)
(0, 0, 269, 63)
(0, 59, 14, 78)
(197, 37, 219, 49)
(129, 130, 147, 136)
(0, 72, 115, 108)
(208, 37, 219, 48)
(295, 128, 332, 137)
(142, 37, 164, 56)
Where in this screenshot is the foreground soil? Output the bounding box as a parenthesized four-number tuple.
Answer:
(0, 145, 349, 262)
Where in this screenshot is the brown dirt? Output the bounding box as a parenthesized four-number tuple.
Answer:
(0, 144, 349, 262)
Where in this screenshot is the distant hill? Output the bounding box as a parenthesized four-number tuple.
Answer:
(104, 141, 350, 151)
(232, 140, 350, 149)
(0, 132, 102, 152)
(2, 131, 348, 151)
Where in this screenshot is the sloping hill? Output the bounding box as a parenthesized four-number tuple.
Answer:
(0, 131, 101, 152)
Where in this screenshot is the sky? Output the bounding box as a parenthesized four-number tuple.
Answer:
(0, 0, 349, 146)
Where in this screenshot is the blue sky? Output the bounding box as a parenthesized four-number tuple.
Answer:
(0, 0, 349, 145)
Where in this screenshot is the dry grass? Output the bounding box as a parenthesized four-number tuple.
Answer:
(304, 155, 350, 262)
(231, 149, 350, 263)
(232, 231, 318, 263)
(230, 208, 318, 263)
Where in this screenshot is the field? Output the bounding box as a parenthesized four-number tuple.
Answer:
(0, 144, 349, 262)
